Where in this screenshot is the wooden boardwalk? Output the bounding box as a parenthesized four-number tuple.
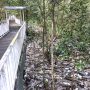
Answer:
(0, 26, 20, 60)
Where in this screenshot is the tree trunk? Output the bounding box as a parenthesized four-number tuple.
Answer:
(42, 0, 46, 89)
(51, 2, 55, 90)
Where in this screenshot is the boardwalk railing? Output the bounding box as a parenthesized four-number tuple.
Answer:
(0, 21, 9, 38)
(0, 22, 26, 90)
(9, 15, 21, 25)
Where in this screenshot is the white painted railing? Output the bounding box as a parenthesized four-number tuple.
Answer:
(0, 22, 26, 90)
(0, 21, 9, 38)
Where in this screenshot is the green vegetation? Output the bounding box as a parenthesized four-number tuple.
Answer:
(1, 0, 90, 89)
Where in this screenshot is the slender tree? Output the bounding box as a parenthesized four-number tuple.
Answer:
(50, 0, 55, 89)
(42, 0, 46, 89)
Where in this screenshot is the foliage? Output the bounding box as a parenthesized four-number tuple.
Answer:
(26, 28, 36, 41)
(53, 0, 90, 70)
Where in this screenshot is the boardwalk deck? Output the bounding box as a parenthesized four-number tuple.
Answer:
(0, 26, 20, 60)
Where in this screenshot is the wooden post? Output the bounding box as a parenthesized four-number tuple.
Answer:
(20, 10, 22, 24)
(22, 11, 24, 21)
(26, 9, 28, 31)
(6, 10, 8, 20)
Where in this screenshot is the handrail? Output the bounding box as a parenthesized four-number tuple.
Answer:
(10, 22, 25, 45)
(0, 22, 25, 71)
(0, 21, 26, 90)
(0, 22, 9, 38)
